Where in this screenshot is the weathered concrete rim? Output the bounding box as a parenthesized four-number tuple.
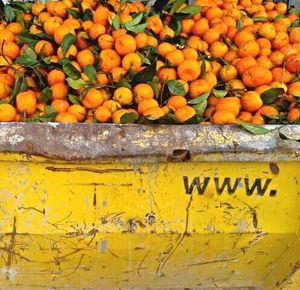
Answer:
(0, 123, 299, 162)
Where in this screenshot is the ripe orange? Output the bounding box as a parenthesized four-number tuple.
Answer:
(212, 110, 236, 124)
(242, 65, 273, 88)
(241, 91, 263, 113)
(16, 90, 37, 115)
(0, 103, 16, 122)
(94, 106, 112, 123)
(138, 99, 159, 115)
(0, 80, 10, 99)
(89, 23, 106, 40)
(51, 83, 68, 100)
(98, 34, 114, 50)
(113, 87, 133, 105)
(51, 99, 69, 113)
(54, 25, 75, 44)
(202, 28, 220, 45)
(167, 96, 187, 111)
(55, 112, 78, 123)
(82, 88, 104, 109)
(47, 69, 66, 86)
(77, 49, 95, 67)
(133, 83, 154, 104)
(68, 104, 86, 121)
(34, 40, 54, 57)
(99, 49, 121, 73)
(177, 60, 201, 82)
(122, 53, 142, 72)
(189, 79, 211, 99)
(215, 97, 241, 117)
(286, 53, 300, 73)
(115, 34, 136, 56)
(175, 106, 196, 123)
(157, 68, 177, 82)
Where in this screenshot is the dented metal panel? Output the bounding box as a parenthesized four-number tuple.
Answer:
(0, 124, 299, 289)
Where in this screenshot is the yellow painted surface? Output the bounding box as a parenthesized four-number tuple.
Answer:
(0, 154, 299, 289)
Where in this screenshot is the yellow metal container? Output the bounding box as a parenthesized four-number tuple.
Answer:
(0, 124, 299, 289)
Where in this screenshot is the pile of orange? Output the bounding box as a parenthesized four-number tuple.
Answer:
(0, 0, 299, 125)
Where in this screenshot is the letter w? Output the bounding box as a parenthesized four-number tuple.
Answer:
(214, 177, 241, 194)
(244, 178, 272, 196)
(183, 176, 210, 195)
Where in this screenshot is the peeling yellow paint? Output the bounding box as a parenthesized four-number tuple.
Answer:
(0, 154, 299, 289)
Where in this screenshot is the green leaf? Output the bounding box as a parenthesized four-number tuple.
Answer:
(61, 33, 76, 54)
(213, 89, 228, 98)
(252, 16, 267, 22)
(63, 63, 81, 80)
(110, 15, 120, 30)
(188, 92, 210, 105)
(147, 81, 159, 98)
(125, 23, 148, 34)
(193, 99, 207, 116)
(238, 122, 270, 135)
(125, 12, 143, 26)
(293, 118, 300, 125)
(15, 47, 37, 66)
(83, 65, 96, 81)
(170, 0, 185, 15)
(9, 73, 26, 103)
(136, 51, 151, 65)
(274, 14, 285, 22)
(291, 20, 300, 28)
(68, 94, 80, 104)
(166, 80, 186, 96)
(67, 8, 80, 19)
(66, 77, 86, 90)
(290, 7, 300, 17)
(39, 87, 52, 102)
(17, 34, 38, 47)
(236, 19, 243, 31)
(170, 17, 182, 36)
(200, 60, 206, 78)
(120, 112, 138, 124)
(115, 80, 131, 89)
(4, 5, 15, 22)
(39, 105, 57, 122)
(175, 5, 203, 17)
(133, 64, 156, 83)
(261, 88, 285, 105)
(83, 8, 93, 21)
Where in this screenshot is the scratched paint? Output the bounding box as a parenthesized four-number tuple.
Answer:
(0, 156, 299, 289)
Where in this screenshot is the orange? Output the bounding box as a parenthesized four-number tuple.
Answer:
(34, 40, 53, 57)
(138, 99, 159, 115)
(0, 103, 16, 122)
(43, 16, 63, 36)
(0, 80, 10, 99)
(135, 32, 149, 49)
(157, 42, 176, 57)
(242, 65, 273, 88)
(115, 34, 136, 56)
(189, 79, 211, 99)
(202, 28, 220, 45)
(82, 88, 104, 109)
(290, 27, 300, 43)
(77, 49, 95, 67)
(256, 105, 279, 117)
(235, 56, 257, 75)
(89, 23, 106, 40)
(206, 6, 223, 21)
(55, 112, 78, 123)
(159, 27, 175, 41)
(98, 34, 114, 50)
(111, 67, 126, 83)
(234, 30, 255, 46)
(53, 1, 68, 18)
(209, 42, 229, 58)
(175, 106, 196, 123)
(0, 74, 14, 87)
(157, 68, 177, 82)
(286, 53, 300, 73)
(112, 109, 128, 123)
(215, 97, 241, 117)
(0, 29, 15, 44)
(94, 106, 112, 123)
(219, 65, 238, 82)
(241, 91, 263, 113)
(287, 108, 300, 122)
(57, 44, 78, 59)
(272, 32, 289, 50)
(113, 87, 133, 105)
(212, 110, 236, 124)
(103, 100, 122, 113)
(51, 83, 68, 100)
(275, 2, 287, 14)
(238, 40, 260, 58)
(143, 107, 165, 119)
(133, 83, 154, 104)
(64, 18, 81, 30)
(256, 55, 273, 70)
(93, 5, 110, 26)
(204, 72, 218, 89)
(167, 96, 187, 111)
(181, 18, 195, 36)
(258, 23, 276, 40)
(99, 49, 121, 73)
(47, 69, 66, 86)
(269, 51, 285, 66)
(53, 25, 75, 44)
(68, 104, 86, 122)
(165, 50, 185, 67)
(146, 15, 163, 34)
(51, 99, 70, 113)
(238, 111, 253, 123)
(122, 53, 142, 72)
(187, 36, 203, 51)
(38, 12, 50, 23)
(182, 47, 198, 61)
(191, 18, 209, 36)
(16, 90, 37, 115)
(1, 42, 20, 60)
(271, 67, 292, 83)
(177, 60, 201, 82)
